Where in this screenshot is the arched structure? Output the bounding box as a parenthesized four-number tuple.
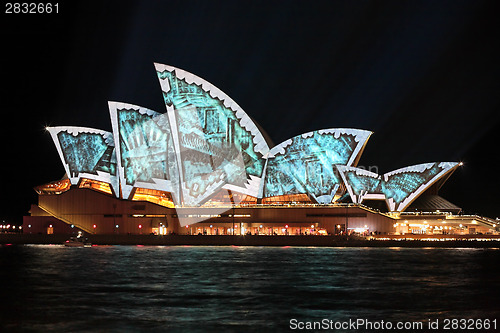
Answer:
(261, 129, 372, 204)
(109, 102, 179, 201)
(155, 63, 269, 206)
(28, 64, 482, 237)
(337, 162, 460, 212)
(47, 126, 118, 195)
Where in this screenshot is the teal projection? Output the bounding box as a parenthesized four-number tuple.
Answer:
(338, 162, 459, 211)
(108, 102, 180, 200)
(47, 64, 460, 214)
(116, 109, 176, 186)
(343, 169, 381, 198)
(57, 130, 116, 177)
(263, 129, 371, 203)
(47, 126, 119, 195)
(156, 65, 268, 205)
(383, 164, 443, 205)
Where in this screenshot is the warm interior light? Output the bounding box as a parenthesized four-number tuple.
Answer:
(79, 178, 112, 195)
(131, 188, 174, 208)
(34, 179, 71, 195)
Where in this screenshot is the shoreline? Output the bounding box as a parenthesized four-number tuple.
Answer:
(1, 234, 500, 248)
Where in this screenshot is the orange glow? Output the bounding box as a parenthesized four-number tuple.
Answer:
(79, 178, 113, 195)
(262, 193, 312, 204)
(34, 179, 71, 195)
(239, 195, 258, 205)
(132, 188, 175, 208)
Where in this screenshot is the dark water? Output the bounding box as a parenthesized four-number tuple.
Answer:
(1, 245, 499, 332)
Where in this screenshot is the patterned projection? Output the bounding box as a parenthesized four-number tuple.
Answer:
(109, 102, 179, 200)
(46, 63, 461, 223)
(337, 162, 459, 212)
(262, 129, 372, 204)
(336, 166, 383, 204)
(155, 63, 269, 205)
(47, 126, 118, 195)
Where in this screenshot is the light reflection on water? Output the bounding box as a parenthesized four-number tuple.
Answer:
(1, 246, 499, 332)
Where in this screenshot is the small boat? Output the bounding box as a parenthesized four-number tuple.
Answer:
(64, 233, 91, 247)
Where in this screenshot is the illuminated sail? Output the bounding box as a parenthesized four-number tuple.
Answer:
(262, 129, 372, 203)
(155, 63, 269, 206)
(338, 162, 460, 211)
(47, 126, 118, 195)
(109, 102, 179, 200)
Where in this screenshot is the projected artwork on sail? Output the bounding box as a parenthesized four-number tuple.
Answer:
(338, 162, 459, 211)
(47, 126, 118, 195)
(262, 129, 372, 204)
(109, 102, 179, 201)
(156, 63, 269, 206)
(44, 63, 462, 230)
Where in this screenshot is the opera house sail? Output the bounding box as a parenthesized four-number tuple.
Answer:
(261, 129, 371, 204)
(155, 63, 269, 206)
(109, 102, 179, 202)
(47, 127, 119, 195)
(28, 63, 496, 236)
(337, 162, 460, 212)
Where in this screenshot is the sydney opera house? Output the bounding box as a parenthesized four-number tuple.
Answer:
(25, 64, 498, 237)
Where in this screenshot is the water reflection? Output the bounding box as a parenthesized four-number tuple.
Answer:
(1, 246, 499, 332)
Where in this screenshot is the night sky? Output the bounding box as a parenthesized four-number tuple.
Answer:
(1, 0, 499, 223)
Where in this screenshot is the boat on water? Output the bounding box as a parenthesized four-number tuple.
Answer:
(64, 232, 91, 247)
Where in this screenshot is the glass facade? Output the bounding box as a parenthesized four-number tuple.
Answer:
(35, 179, 71, 195)
(78, 178, 113, 195)
(131, 188, 175, 208)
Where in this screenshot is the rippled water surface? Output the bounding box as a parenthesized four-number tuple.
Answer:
(1, 245, 499, 332)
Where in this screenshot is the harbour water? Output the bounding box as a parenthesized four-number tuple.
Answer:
(1, 245, 499, 332)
